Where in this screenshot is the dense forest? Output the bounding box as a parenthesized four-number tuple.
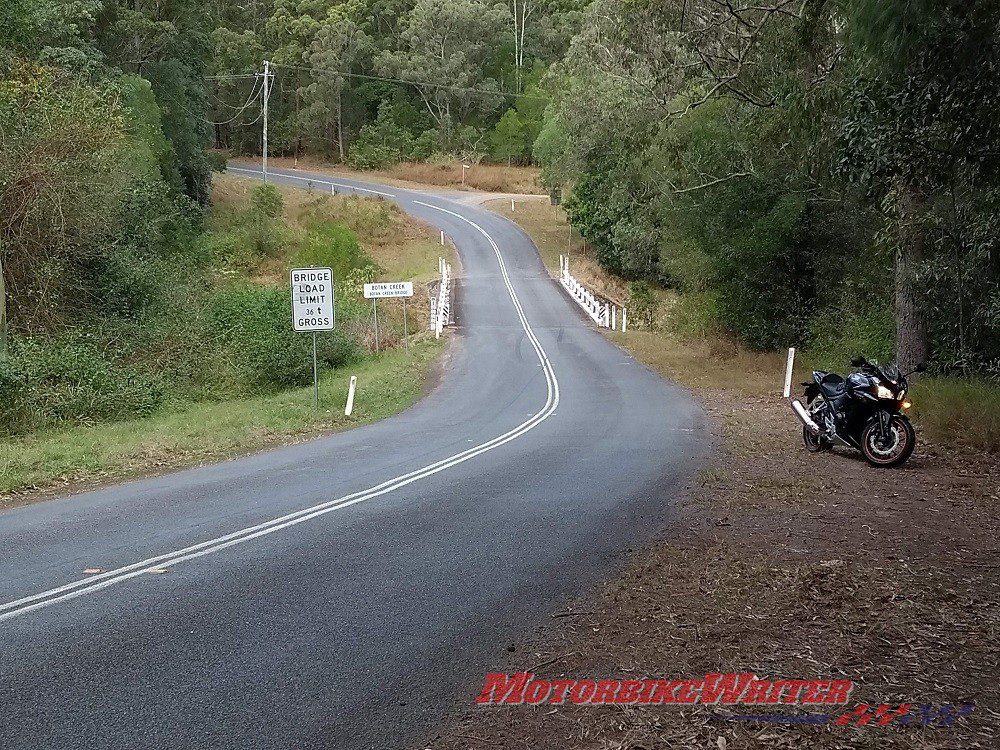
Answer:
(1, 0, 998, 437)
(539, 0, 1000, 375)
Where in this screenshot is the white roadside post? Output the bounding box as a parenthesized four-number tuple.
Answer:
(345, 375, 357, 416)
(612, 306, 617, 331)
(290, 267, 335, 409)
(511, 198, 515, 211)
(783, 347, 796, 398)
(622, 308, 628, 333)
(440, 230, 445, 246)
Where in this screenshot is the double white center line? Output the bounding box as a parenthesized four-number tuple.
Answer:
(0, 194, 559, 623)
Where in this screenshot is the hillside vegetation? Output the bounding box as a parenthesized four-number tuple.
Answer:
(0, 172, 447, 499)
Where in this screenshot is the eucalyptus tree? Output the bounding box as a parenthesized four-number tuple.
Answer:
(376, 0, 509, 141)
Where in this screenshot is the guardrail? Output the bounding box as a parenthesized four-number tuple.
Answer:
(559, 255, 626, 331)
(431, 256, 453, 337)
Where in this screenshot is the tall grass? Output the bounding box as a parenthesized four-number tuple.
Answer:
(909, 376, 1000, 452)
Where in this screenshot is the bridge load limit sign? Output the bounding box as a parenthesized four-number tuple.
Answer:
(291, 267, 335, 331)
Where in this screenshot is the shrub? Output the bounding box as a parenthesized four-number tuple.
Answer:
(0, 336, 164, 434)
(209, 284, 358, 393)
(347, 105, 414, 170)
(250, 183, 283, 218)
(292, 219, 375, 282)
(629, 281, 659, 329)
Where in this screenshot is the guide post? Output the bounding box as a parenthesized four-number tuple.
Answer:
(290, 267, 335, 408)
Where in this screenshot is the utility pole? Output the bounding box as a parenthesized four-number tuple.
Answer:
(262, 60, 271, 184)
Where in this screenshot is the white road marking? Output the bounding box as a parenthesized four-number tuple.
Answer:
(0, 188, 559, 623)
(226, 166, 396, 198)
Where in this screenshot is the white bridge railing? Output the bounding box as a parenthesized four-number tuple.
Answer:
(559, 255, 626, 331)
(431, 257, 453, 337)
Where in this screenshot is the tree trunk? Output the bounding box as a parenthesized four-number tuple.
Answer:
(895, 182, 929, 374)
(0, 250, 7, 358)
(337, 87, 345, 162)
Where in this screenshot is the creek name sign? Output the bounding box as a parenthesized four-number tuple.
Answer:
(363, 282, 413, 299)
(363, 281, 414, 351)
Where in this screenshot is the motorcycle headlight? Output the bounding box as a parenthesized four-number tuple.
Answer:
(875, 384, 894, 400)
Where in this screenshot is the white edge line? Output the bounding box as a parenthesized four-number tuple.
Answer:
(0, 194, 559, 622)
(227, 166, 396, 198)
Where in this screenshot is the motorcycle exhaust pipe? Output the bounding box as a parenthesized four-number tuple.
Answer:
(790, 399, 821, 435)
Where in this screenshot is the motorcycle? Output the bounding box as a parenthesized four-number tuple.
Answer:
(790, 356, 925, 467)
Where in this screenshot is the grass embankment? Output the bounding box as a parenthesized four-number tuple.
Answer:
(267, 155, 544, 195)
(0, 176, 454, 505)
(0, 340, 441, 506)
(488, 198, 1000, 452)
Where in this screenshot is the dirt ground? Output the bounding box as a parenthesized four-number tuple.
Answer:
(420, 371, 999, 748)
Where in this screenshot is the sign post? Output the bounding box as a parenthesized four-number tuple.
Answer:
(291, 267, 335, 408)
(364, 282, 414, 353)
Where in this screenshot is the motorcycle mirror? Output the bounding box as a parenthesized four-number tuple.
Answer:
(850, 356, 866, 367)
(915, 363, 927, 373)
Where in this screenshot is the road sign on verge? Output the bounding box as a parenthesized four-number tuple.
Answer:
(291, 267, 334, 332)
(363, 282, 414, 299)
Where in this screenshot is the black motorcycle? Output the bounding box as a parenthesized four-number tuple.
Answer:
(790, 356, 924, 467)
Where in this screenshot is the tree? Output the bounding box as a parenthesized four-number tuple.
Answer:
(305, 10, 371, 161)
(491, 108, 525, 164)
(377, 0, 509, 141)
(841, 0, 1000, 371)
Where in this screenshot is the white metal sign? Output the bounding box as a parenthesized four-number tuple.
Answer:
(363, 282, 413, 299)
(291, 267, 334, 332)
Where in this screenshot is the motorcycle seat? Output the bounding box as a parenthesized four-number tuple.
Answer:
(818, 373, 846, 397)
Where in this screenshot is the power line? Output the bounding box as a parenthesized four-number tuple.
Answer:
(222, 62, 549, 103)
(208, 76, 264, 125)
(204, 73, 258, 80)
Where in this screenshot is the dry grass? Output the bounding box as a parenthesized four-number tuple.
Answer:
(388, 161, 543, 194)
(262, 155, 544, 195)
(212, 173, 450, 285)
(487, 198, 632, 300)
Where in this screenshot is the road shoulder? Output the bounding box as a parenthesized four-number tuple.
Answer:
(426, 202, 1000, 747)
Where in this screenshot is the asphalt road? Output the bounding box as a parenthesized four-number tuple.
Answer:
(0, 165, 708, 750)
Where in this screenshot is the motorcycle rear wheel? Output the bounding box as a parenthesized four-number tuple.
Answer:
(861, 416, 915, 467)
(802, 398, 831, 452)
(802, 426, 831, 452)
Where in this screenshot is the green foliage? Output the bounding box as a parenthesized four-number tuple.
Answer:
(209, 285, 358, 392)
(292, 220, 374, 282)
(0, 336, 164, 434)
(540, 0, 1000, 372)
(211, 185, 290, 269)
(491, 108, 527, 164)
(628, 281, 658, 329)
(251, 184, 284, 218)
(347, 104, 415, 169)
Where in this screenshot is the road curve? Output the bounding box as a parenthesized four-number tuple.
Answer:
(0, 166, 708, 750)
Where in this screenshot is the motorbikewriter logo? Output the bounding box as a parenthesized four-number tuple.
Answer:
(476, 672, 853, 706)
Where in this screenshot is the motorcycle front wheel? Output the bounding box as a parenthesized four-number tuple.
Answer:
(860, 416, 915, 467)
